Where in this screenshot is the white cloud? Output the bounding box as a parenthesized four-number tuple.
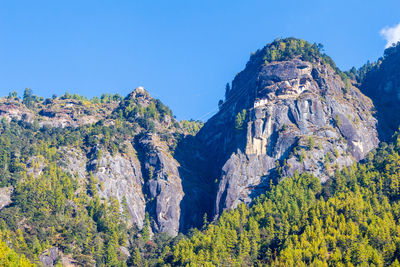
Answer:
(380, 22, 400, 48)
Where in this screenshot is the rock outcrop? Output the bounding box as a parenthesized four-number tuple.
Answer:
(39, 247, 59, 267)
(0, 100, 34, 123)
(197, 50, 379, 216)
(0, 187, 12, 210)
(0, 97, 117, 128)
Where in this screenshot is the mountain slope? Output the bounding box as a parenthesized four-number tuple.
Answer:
(0, 88, 188, 265)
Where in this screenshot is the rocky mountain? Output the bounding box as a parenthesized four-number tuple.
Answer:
(0, 38, 389, 265)
(195, 38, 379, 217)
(0, 87, 187, 235)
(0, 40, 381, 233)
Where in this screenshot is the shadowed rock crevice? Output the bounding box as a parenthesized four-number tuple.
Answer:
(359, 44, 400, 141)
(173, 135, 215, 232)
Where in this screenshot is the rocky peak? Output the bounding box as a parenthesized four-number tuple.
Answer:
(196, 38, 379, 217)
(125, 86, 152, 106)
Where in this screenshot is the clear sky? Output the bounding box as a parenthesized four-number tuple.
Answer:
(1, 1, 400, 120)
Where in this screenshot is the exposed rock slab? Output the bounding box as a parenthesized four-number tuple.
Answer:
(137, 134, 184, 236)
(0, 187, 12, 210)
(91, 142, 146, 229)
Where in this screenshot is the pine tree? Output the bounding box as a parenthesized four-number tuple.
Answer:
(225, 83, 230, 99)
(23, 88, 34, 108)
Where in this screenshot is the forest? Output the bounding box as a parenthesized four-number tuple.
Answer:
(162, 135, 400, 266)
(1, 114, 400, 266)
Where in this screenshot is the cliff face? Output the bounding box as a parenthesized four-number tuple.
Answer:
(136, 134, 184, 236)
(197, 52, 379, 216)
(89, 143, 147, 229)
(360, 43, 400, 140)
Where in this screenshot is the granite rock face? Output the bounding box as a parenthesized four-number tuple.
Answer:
(86, 134, 184, 236)
(51, 134, 183, 235)
(90, 142, 146, 229)
(136, 134, 184, 236)
(39, 247, 59, 267)
(197, 56, 379, 216)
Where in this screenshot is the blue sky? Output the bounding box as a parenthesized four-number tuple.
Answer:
(1, 1, 400, 120)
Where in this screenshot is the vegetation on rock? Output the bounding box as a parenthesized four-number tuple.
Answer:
(254, 38, 343, 77)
